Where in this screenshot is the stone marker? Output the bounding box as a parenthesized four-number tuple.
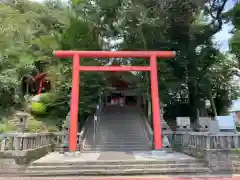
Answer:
(216, 115, 236, 132)
(176, 117, 192, 131)
(192, 117, 211, 132)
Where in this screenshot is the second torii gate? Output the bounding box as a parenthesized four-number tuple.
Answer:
(54, 50, 175, 152)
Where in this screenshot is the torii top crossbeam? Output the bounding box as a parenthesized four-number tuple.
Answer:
(54, 51, 175, 58)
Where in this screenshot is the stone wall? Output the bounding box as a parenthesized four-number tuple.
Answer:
(170, 131, 240, 173)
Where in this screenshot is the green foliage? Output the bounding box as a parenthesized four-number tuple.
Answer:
(39, 93, 58, 105)
(0, 123, 17, 133)
(230, 30, 240, 59)
(30, 102, 47, 115)
(25, 117, 59, 132)
(26, 119, 47, 132)
(113, 0, 232, 120)
(0, 0, 238, 133)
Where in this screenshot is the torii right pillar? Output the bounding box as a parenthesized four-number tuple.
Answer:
(150, 55, 162, 150)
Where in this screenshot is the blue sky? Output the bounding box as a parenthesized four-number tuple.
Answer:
(214, 0, 235, 51)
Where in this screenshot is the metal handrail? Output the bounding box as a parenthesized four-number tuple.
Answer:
(92, 87, 103, 150)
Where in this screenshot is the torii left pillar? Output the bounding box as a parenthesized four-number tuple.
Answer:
(54, 51, 175, 152)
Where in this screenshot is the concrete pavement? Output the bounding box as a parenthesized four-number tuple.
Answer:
(1, 175, 240, 180)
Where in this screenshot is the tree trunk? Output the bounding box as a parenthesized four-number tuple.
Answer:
(187, 61, 199, 123)
(209, 90, 217, 120)
(188, 80, 199, 123)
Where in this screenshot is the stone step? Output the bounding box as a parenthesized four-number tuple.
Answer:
(96, 131, 143, 133)
(83, 147, 151, 151)
(88, 133, 146, 135)
(99, 123, 142, 124)
(96, 136, 148, 139)
(23, 167, 209, 176)
(99, 126, 142, 128)
(27, 163, 205, 171)
(99, 123, 141, 125)
(99, 124, 142, 126)
(99, 126, 141, 127)
(32, 158, 203, 166)
(93, 132, 144, 134)
(84, 142, 150, 146)
(84, 144, 150, 148)
(97, 142, 149, 145)
(96, 144, 149, 147)
(89, 139, 148, 142)
(86, 144, 149, 147)
(96, 140, 148, 145)
(82, 148, 173, 153)
(84, 107, 156, 153)
(96, 137, 147, 140)
(85, 139, 150, 143)
(97, 138, 149, 141)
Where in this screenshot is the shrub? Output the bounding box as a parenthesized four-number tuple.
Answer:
(39, 93, 57, 105)
(30, 102, 47, 115)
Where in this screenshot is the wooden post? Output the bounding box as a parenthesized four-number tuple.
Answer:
(69, 54, 80, 152)
(150, 55, 162, 150)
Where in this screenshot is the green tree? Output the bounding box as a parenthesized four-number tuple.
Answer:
(0, 0, 71, 130)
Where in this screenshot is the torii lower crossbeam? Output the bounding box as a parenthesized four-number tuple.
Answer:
(54, 51, 175, 152)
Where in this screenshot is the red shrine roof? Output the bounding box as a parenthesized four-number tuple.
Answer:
(105, 62, 140, 89)
(107, 76, 129, 89)
(34, 72, 47, 81)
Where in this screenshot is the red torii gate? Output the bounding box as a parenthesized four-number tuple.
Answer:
(54, 50, 175, 152)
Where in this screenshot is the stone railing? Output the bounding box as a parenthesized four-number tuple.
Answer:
(52, 132, 83, 151)
(170, 131, 240, 150)
(52, 114, 93, 151)
(0, 133, 55, 164)
(0, 112, 93, 153)
(0, 131, 87, 164)
(0, 131, 88, 152)
(169, 131, 240, 173)
(0, 133, 54, 152)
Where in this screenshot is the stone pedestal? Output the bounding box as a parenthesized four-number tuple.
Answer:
(15, 112, 28, 133)
(192, 117, 211, 132)
(191, 122, 208, 132)
(176, 117, 192, 132)
(176, 127, 193, 132)
(162, 135, 171, 148)
(160, 114, 172, 148)
(208, 120, 220, 133)
(14, 112, 29, 150)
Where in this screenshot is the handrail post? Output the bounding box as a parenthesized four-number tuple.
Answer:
(93, 114, 98, 150)
(0, 135, 6, 152)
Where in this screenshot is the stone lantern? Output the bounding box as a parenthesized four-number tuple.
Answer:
(205, 100, 220, 133)
(15, 112, 29, 133)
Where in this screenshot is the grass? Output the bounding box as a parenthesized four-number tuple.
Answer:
(0, 108, 61, 133)
(232, 149, 240, 154)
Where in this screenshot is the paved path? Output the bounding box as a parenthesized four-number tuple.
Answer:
(33, 151, 196, 163)
(98, 151, 135, 160)
(1, 175, 240, 180)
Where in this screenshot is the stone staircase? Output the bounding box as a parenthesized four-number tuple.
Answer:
(83, 106, 152, 151)
(22, 152, 209, 176)
(18, 105, 209, 177)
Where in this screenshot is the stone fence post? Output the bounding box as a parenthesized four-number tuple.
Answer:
(14, 112, 29, 150)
